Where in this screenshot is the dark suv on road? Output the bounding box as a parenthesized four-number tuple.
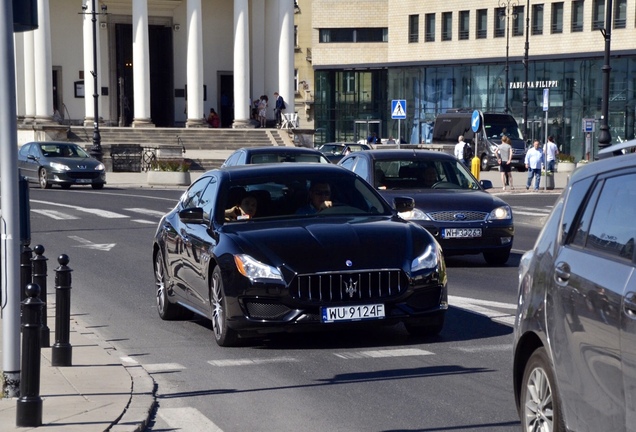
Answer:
(513, 151, 636, 432)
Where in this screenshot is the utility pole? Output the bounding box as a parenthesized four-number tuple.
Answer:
(598, 0, 613, 149)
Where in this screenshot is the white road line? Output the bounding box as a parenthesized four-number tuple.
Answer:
(30, 199, 129, 218)
(31, 209, 79, 220)
(124, 208, 168, 217)
(334, 348, 434, 359)
(131, 219, 158, 225)
(449, 295, 517, 326)
(159, 407, 224, 432)
(143, 363, 186, 373)
(454, 344, 512, 353)
(208, 357, 299, 367)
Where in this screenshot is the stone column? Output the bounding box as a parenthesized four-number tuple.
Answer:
(33, 0, 54, 124)
(21, 31, 36, 124)
(232, 0, 251, 128)
(278, 0, 294, 115)
(132, 0, 153, 127)
(82, 0, 100, 126)
(185, 0, 205, 127)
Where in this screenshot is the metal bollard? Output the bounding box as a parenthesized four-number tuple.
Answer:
(32, 245, 51, 348)
(20, 243, 33, 302)
(51, 254, 73, 367)
(16, 284, 44, 427)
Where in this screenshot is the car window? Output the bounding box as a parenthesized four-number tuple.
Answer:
(373, 159, 479, 190)
(560, 176, 595, 243)
(19, 144, 32, 158)
(340, 157, 356, 171)
(585, 174, 636, 261)
(180, 176, 212, 209)
(223, 151, 241, 167)
(199, 176, 219, 222)
(351, 157, 369, 180)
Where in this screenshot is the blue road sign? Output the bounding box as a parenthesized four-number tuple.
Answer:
(391, 100, 406, 119)
(471, 110, 481, 132)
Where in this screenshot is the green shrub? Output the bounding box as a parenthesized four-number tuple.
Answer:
(557, 153, 575, 163)
(151, 159, 191, 172)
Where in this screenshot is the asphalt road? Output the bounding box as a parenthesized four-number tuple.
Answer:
(19, 185, 557, 431)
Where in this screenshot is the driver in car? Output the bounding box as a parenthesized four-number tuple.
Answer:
(296, 182, 333, 214)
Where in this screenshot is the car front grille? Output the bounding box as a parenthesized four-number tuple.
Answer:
(67, 172, 100, 180)
(245, 301, 292, 320)
(292, 269, 406, 303)
(428, 211, 487, 222)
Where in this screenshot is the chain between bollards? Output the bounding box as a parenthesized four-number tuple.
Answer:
(32, 245, 51, 348)
(51, 254, 73, 367)
(16, 284, 44, 427)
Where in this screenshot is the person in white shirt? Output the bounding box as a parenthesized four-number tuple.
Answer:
(545, 135, 559, 173)
(525, 140, 545, 190)
(454, 135, 467, 165)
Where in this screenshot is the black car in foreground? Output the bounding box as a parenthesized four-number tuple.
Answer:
(18, 141, 106, 189)
(513, 152, 636, 432)
(339, 150, 514, 265)
(221, 146, 330, 167)
(153, 164, 447, 346)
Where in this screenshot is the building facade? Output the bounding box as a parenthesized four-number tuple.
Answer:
(15, 0, 295, 139)
(311, 0, 636, 161)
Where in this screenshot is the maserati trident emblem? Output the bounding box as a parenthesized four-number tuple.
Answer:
(344, 278, 358, 298)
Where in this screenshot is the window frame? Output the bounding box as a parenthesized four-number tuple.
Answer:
(532, 4, 544, 35)
(571, 0, 584, 32)
(476, 9, 488, 39)
(425, 13, 436, 42)
(459, 10, 470, 40)
(442, 11, 452, 41)
(551, 2, 564, 34)
(409, 14, 419, 43)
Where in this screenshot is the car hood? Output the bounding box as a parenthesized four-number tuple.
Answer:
(221, 216, 432, 275)
(48, 157, 102, 169)
(379, 189, 508, 212)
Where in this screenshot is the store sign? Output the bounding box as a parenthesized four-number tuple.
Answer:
(509, 80, 559, 89)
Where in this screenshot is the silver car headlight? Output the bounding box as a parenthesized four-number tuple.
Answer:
(234, 254, 283, 282)
(95, 163, 105, 171)
(411, 243, 439, 272)
(49, 162, 70, 171)
(487, 205, 512, 221)
(398, 208, 431, 221)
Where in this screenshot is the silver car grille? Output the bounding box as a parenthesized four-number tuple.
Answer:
(428, 211, 488, 222)
(292, 269, 406, 303)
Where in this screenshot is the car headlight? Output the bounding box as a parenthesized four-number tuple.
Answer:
(234, 254, 283, 282)
(95, 163, 105, 171)
(49, 162, 70, 171)
(398, 208, 431, 221)
(411, 243, 439, 272)
(487, 205, 512, 220)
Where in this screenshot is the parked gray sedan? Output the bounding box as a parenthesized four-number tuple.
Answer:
(18, 141, 106, 189)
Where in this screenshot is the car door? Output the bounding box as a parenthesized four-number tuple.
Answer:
(621, 270, 636, 432)
(18, 143, 39, 181)
(550, 172, 636, 431)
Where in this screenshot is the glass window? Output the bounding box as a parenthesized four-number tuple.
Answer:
(494, 7, 505, 37)
(551, 2, 564, 34)
(532, 4, 544, 35)
(356, 28, 387, 42)
(585, 174, 636, 260)
(409, 14, 419, 43)
(442, 12, 452, 41)
(181, 176, 213, 209)
(294, 25, 298, 47)
(561, 176, 595, 244)
(425, 13, 435, 42)
(459, 11, 470, 40)
(571, 1, 584, 32)
(592, 0, 605, 30)
(614, 0, 626, 29)
(512, 6, 524, 37)
(476, 9, 488, 39)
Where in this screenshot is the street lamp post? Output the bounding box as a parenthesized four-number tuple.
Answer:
(598, 0, 613, 149)
(499, 0, 518, 114)
(522, 0, 530, 141)
(81, 0, 107, 161)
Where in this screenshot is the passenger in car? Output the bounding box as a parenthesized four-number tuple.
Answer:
(296, 181, 333, 214)
(225, 193, 258, 220)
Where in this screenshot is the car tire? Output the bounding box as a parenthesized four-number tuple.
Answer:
(210, 266, 240, 347)
(480, 154, 490, 171)
(155, 249, 185, 320)
(39, 168, 51, 189)
(404, 314, 445, 337)
(520, 347, 565, 432)
(483, 248, 510, 266)
(91, 183, 104, 190)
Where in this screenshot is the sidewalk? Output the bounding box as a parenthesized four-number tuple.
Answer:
(0, 308, 155, 432)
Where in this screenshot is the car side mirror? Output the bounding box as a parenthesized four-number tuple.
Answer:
(179, 207, 205, 224)
(480, 180, 493, 190)
(393, 196, 415, 213)
(27, 155, 37, 161)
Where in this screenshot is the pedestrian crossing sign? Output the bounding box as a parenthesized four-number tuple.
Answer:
(391, 100, 406, 119)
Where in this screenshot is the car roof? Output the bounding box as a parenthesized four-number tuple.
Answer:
(596, 139, 636, 159)
(570, 151, 636, 182)
(341, 149, 456, 162)
(238, 146, 324, 155)
(209, 162, 349, 179)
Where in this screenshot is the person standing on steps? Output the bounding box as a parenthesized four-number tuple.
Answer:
(274, 92, 286, 128)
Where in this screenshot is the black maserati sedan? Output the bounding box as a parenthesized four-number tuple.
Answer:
(153, 163, 447, 346)
(339, 150, 514, 265)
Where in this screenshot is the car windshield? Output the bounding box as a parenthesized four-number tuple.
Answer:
(319, 144, 345, 155)
(373, 159, 480, 190)
(39, 143, 88, 158)
(249, 153, 329, 164)
(219, 172, 392, 223)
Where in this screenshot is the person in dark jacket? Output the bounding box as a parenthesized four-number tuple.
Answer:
(274, 92, 286, 128)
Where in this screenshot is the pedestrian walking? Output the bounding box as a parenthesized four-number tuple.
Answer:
(545, 135, 559, 173)
(525, 140, 544, 191)
(496, 135, 514, 190)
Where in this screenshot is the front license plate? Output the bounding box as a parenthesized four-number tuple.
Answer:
(75, 178, 91, 184)
(321, 304, 385, 323)
(442, 228, 482, 238)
